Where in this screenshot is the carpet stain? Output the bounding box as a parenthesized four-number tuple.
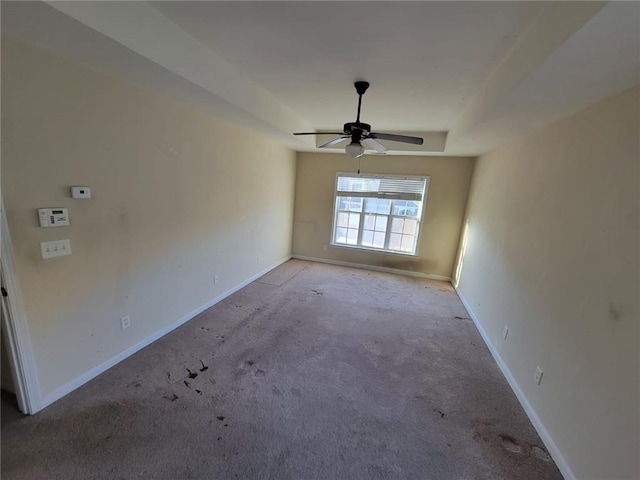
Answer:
(531, 444, 553, 462)
(164, 393, 179, 402)
(236, 360, 256, 376)
(217, 416, 225, 421)
(187, 369, 198, 379)
(499, 433, 523, 454)
(199, 360, 209, 372)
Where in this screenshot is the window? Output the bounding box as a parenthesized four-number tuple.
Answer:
(331, 173, 429, 255)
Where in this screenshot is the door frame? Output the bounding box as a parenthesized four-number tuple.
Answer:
(1, 202, 41, 414)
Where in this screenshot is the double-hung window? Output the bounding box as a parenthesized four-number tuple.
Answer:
(331, 173, 429, 255)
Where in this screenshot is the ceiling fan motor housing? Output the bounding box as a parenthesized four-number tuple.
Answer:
(344, 122, 371, 134)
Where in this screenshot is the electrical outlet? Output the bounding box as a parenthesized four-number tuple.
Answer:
(258, 254, 262, 264)
(502, 325, 509, 340)
(214, 275, 219, 285)
(121, 315, 131, 330)
(323, 244, 328, 251)
(534, 366, 543, 385)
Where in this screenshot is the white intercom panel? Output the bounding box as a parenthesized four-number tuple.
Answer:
(38, 208, 70, 227)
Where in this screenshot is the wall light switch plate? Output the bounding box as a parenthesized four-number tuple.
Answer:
(41, 239, 71, 259)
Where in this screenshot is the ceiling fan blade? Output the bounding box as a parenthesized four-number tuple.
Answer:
(293, 132, 345, 136)
(362, 138, 388, 153)
(369, 132, 424, 145)
(319, 137, 349, 148)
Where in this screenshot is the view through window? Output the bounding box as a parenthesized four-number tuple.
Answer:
(332, 174, 429, 255)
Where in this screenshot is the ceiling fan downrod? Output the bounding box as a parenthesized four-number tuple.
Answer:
(354, 81, 369, 124)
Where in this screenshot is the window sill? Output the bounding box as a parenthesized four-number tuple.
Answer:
(329, 243, 419, 258)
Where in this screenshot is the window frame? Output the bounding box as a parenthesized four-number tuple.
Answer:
(330, 173, 430, 256)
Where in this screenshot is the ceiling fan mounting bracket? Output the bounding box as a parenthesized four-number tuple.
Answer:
(354, 81, 370, 96)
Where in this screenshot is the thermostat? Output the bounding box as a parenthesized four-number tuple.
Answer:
(38, 208, 70, 227)
(71, 186, 91, 199)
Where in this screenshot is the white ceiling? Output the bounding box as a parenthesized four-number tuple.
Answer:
(2, 1, 639, 156)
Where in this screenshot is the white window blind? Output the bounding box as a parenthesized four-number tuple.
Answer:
(336, 174, 427, 201)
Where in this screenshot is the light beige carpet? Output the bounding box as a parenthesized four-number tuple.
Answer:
(1, 260, 562, 480)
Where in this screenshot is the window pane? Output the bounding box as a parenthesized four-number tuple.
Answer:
(340, 196, 363, 212)
(389, 233, 402, 250)
(404, 218, 417, 235)
(406, 201, 420, 217)
(374, 215, 387, 232)
(364, 214, 376, 229)
(373, 232, 385, 248)
(377, 199, 391, 214)
(366, 198, 390, 214)
(335, 227, 347, 244)
(401, 235, 414, 252)
(361, 230, 374, 247)
(391, 217, 404, 233)
(393, 200, 407, 216)
(349, 197, 363, 212)
(346, 229, 358, 245)
(348, 213, 360, 228)
(337, 212, 348, 227)
(364, 198, 377, 213)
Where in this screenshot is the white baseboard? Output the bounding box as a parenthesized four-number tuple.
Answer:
(454, 286, 575, 480)
(292, 255, 451, 282)
(38, 256, 292, 411)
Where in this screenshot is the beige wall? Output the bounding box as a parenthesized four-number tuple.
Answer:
(455, 86, 639, 480)
(2, 38, 296, 398)
(293, 153, 474, 278)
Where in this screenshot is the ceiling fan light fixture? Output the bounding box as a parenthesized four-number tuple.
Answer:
(345, 141, 365, 158)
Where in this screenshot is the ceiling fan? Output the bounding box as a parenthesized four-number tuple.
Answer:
(294, 81, 424, 158)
